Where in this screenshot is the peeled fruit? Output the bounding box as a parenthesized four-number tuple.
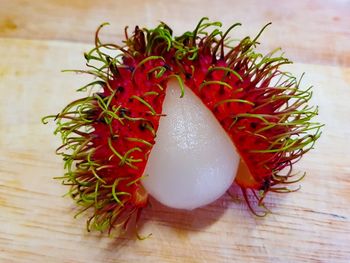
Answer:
(142, 80, 239, 210)
(44, 18, 322, 235)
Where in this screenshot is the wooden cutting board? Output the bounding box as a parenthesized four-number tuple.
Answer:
(0, 1, 350, 262)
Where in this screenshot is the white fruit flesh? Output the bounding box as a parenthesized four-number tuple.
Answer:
(142, 80, 239, 210)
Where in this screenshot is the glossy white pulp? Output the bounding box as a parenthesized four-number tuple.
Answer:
(142, 80, 239, 210)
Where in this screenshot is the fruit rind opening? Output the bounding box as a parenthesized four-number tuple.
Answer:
(43, 18, 323, 234)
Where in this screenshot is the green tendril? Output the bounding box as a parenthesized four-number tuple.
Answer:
(41, 115, 58, 124)
(208, 66, 243, 81)
(107, 137, 124, 161)
(214, 99, 255, 108)
(147, 66, 166, 79)
(168, 74, 185, 98)
(112, 179, 131, 206)
(126, 137, 153, 147)
(199, 80, 233, 91)
(130, 95, 157, 115)
(132, 56, 165, 79)
(126, 174, 148, 187)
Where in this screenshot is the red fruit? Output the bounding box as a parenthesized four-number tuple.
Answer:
(175, 21, 322, 214)
(43, 18, 322, 234)
(44, 24, 176, 233)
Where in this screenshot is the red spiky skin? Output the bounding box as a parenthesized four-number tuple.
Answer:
(178, 46, 318, 207)
(45, 19, 321, 233)
(181, 54, 289, 189)
(91, 58, 169, 205)
(51, 54, 172, 232)
(93, 57, 174, 222)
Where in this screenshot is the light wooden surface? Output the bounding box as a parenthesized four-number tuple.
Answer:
(0, 1, 350, 262)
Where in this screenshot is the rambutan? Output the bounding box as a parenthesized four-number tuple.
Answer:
(43, 18, 322, 234)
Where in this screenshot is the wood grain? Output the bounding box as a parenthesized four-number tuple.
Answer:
(0, 0, 349, 67)
(0, 1, 350, 262)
